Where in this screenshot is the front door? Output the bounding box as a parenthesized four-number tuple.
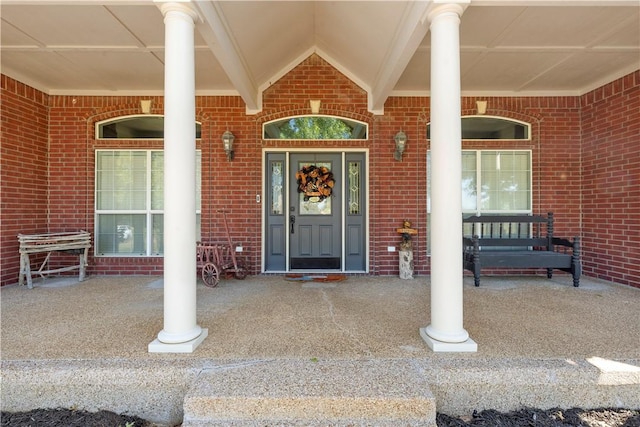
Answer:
(289, 153, 342, 269)
(264, 151, 366, 272)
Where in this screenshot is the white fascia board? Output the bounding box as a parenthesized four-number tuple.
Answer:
(368, 1, 433, 115)
(193, 1, 260, 113)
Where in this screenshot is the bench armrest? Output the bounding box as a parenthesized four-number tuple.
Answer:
(552, 236, 581, 263)
(463, 237, 476, 247)
(552, 236, 577, 248)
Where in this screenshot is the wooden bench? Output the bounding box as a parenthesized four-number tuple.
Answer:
(462, 212, 581, 287)
(18, 231, 91, 289)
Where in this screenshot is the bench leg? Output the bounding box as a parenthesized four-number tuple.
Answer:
(572, 267, 581, 287)
(22, 253, 33, 289)
(19, 254, 26, 286)
(572, 236, 581, 287)
(546, 268, 553, 279)
(78, 253, 86, 281)
(474, 268, 481, 287)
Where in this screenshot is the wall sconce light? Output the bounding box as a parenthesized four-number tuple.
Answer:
(394, 130, 407, 161)
(222, 131, 235, 161)
(476, 100, 487, 115)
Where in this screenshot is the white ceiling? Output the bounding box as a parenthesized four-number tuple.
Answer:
(1, 0, 639, 113)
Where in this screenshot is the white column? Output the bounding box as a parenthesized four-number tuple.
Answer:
(149, 1, 207, 353)
(420, 2, 476, 352)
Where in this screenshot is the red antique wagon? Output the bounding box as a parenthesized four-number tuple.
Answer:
(196, 210, 247, 287)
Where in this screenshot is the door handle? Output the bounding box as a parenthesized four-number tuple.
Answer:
(290, 215, 296, 234)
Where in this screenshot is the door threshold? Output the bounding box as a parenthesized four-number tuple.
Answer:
(288, 269, 343, 274)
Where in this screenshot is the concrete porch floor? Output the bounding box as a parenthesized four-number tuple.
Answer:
(1, 274, 639, 425)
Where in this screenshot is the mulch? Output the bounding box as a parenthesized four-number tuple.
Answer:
(0, 408, 153, 427)
(436, 407, 640, 426)
(2, 407, 639, 427)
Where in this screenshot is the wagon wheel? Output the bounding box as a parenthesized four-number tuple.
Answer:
(234, 258, 248, 280)
(201, 262, 220, 287)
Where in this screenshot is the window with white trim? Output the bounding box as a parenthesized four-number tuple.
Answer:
(427, 150, 532, 251)
(427, 116, 530, 140)
(96, 115, 202, 139)
(95, 150, 201, 256)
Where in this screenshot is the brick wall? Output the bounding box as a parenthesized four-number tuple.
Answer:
(581, 70, 640, 288)
(456, 97, 583, 280)
(257, 55, 379, 270)
(1, 76, 49, 286)
(1, 64, 638, 286)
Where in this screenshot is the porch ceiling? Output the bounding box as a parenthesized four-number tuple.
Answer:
(1, 0, 638, 113)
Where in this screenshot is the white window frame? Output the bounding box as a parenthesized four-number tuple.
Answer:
(463, 150, 533, 216)
(427, 149, 532, 215)
(95, 149, 201, 257)
(427, 149, 532, 252)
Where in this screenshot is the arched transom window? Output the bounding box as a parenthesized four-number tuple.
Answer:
(427, 116, 530, 140)
(263, 115, 368, 140)
(96, 115, 202, 139)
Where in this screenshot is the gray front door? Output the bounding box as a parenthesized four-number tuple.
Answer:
(289, 153, 342, 269)
(264, 151, 366, 272)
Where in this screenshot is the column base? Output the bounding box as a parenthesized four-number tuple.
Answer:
(149, 328, 208, 353)
(420, 327, 477, 353)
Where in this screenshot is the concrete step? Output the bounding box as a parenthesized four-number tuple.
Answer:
(182, 359, 436, 426)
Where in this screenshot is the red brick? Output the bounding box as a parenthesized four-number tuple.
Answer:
(2, 63, 639, 286)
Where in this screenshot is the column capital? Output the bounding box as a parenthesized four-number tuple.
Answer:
(426, 1, 470, 25)
(155, 1, 201, 23)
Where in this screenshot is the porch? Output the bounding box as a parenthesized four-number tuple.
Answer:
(1, 274, 638, 426)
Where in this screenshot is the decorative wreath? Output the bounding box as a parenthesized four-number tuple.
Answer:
(296, 165, 335, 202)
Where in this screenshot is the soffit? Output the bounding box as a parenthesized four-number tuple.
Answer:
(1, 1, 638, 112)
